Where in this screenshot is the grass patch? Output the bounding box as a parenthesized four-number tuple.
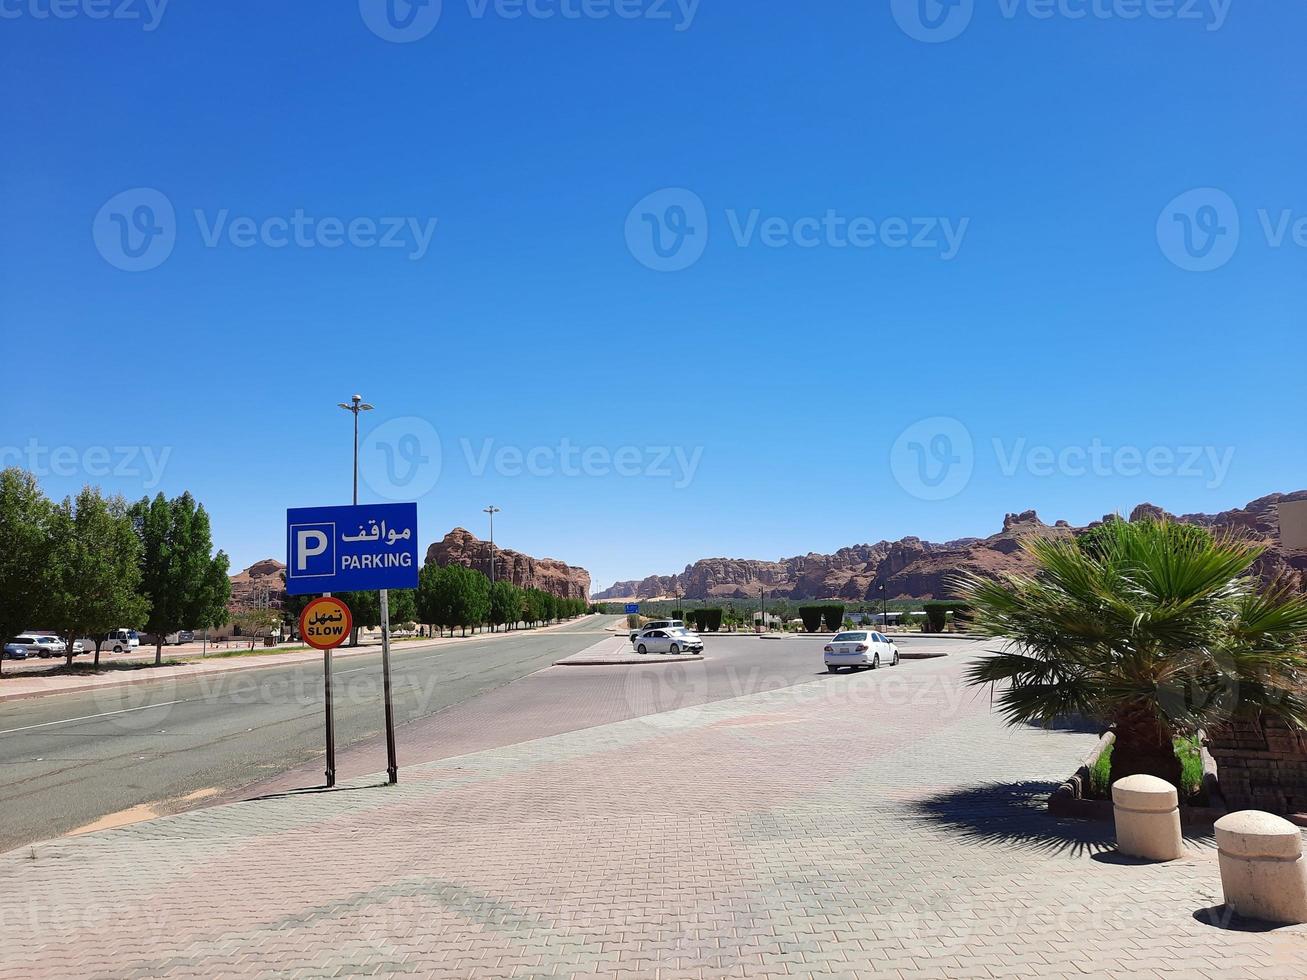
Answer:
(1089, 735, 1205, 802)
(199, 644, 312, 659)
(0, 659, 186, 679)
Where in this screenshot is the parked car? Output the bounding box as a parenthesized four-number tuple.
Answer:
(633, 627, 703, 655)
(823, 630, 899, 672)
(4, 636, 37, 659)
(99, 629, 136, 653)
(32, 635, 67, 658)
(161, 630, 195, 645)
(630, 619, 686, 642)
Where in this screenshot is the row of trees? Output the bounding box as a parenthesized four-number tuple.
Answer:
(282, 564, 587, 644)
(0, 468, 232, 673)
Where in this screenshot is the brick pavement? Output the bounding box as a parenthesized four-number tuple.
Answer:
(2, 646, 1305, 978)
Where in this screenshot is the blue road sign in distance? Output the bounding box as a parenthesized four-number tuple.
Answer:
(286, 502, 419, 595)
(625, 603, 639, 615)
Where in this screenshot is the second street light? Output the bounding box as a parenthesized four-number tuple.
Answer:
(483, 505, 500, 584)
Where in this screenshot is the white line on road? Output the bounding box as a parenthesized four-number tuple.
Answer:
(0, 699, 190, 736)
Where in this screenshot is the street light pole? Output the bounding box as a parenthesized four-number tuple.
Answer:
(483, 505, 500, 585)
(337, 394, 374, 506)
(334, 394, 397, 786)
(879, 583, 887, 631)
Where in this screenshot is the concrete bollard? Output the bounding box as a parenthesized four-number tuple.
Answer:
(1112, 774, 1184, 861)
(1215, 810, 1307, 924)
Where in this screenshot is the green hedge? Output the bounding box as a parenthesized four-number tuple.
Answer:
(822, 604, 845, 632)
(798, 606, 824, 632)
(922, 600, 971, 632)
(688, 607, 723, 632)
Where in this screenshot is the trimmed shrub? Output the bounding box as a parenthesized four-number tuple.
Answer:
(822, 604, 845, 632)
(922, 600, 971, 632)
(798, 606, 824, 633)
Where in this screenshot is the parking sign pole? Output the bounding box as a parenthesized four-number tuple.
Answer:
(379, 588, 398, 784)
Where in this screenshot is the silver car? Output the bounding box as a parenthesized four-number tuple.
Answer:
(31, 635, 67, 658)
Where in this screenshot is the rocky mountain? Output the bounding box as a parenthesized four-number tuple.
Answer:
(228, 558, 286, 609)
(426, 528, 591, 600)
(594, 491, 1307, 602)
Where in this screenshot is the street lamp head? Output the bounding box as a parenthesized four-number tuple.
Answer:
(359, 403, 374, 411)
(337, 403, 351, 410)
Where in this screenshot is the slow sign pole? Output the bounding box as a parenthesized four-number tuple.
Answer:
(379, 588, 398, 784)
(298, 595, 353, 789)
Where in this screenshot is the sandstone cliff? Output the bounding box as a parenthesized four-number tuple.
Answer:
(228, 558, 287, 610)
(426, 528, 591, 600)
(594, 491, 1307, 601)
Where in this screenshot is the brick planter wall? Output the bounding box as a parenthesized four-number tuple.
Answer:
(1207, 716, 1307, 815)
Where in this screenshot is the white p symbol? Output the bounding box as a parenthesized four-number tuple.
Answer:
(296, 529, 329, 571)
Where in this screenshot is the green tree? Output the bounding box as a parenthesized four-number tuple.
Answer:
(48, 487, 151, 667)
(522, 588, 548, 627)
(417, 563, 453, 637)
(131, 492, 232, 665)
(230, 606, 283, 650)
(335, 589, 418, 645)
(0, 469, 55, 677)
(490, 580, 522, 632)
(957, 519, 1307, 789)
(445, 565, 490, 635)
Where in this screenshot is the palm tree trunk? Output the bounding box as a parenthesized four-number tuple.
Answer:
(1111, 703, 1182, 789)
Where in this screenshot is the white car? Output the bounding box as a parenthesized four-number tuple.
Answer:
(633, 627, 702, 655)
(824, 630, 899, 672)
(630, 619, 685, 642)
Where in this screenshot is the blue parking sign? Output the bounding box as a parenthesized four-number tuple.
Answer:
(286, 502, 420, 595)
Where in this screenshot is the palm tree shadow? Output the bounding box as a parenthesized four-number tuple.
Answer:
(912, 781, 1115, 857)
(1025, 713, 1104, 735)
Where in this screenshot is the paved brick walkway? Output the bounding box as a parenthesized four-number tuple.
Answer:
(3, 646, 1305, 978)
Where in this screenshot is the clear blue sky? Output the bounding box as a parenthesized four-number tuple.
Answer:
(3, 1, 1303, 594)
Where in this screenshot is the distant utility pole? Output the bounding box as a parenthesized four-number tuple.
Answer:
(483, 505, 501, 583)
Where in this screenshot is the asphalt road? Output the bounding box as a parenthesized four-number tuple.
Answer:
(237, 631, 979, 800)
(0, 616, 618, 853)
(0, 621, 973, 853)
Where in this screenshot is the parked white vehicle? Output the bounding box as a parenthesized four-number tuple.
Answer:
(633, 627, 703, 655)
(823, 630, 899, 672)
(97, 629, 137, 654)
(630, 619, 685, 642)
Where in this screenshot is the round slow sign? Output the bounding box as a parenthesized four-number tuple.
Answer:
(299, 596, 353, 650)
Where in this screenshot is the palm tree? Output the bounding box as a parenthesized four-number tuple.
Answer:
(955, 518, 1307, 789)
